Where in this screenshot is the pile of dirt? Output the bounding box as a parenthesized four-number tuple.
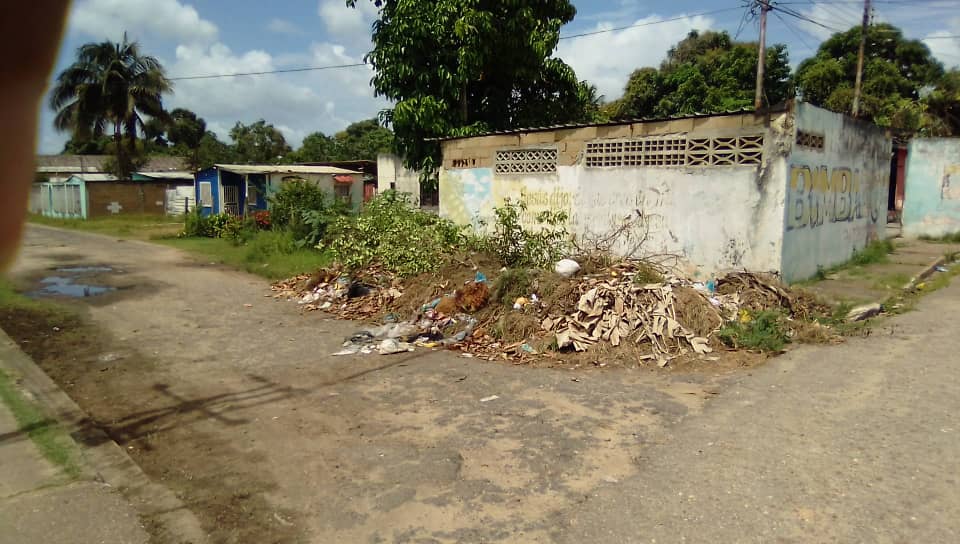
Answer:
(272, 260, 832, 367)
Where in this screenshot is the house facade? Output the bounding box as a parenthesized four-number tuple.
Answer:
(437, 102, 890, 282)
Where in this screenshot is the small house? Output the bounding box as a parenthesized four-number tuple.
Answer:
(132, 171, 196, 215)
(194, 164, 363, 216)
(32, 173, 171, 218)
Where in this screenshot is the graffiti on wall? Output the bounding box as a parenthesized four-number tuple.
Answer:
(941, 164, 960, 201)
(786, 164, 880, 230)
(439, 168, 493, 226)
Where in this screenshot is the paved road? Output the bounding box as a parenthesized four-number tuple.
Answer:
(555, 274, 960, 542)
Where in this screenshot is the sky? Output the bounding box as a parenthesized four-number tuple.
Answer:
(38, 0, 960, 153)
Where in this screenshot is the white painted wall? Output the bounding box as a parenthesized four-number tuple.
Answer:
(440, 158, 788, 280)
(781, 102, 891, 281)
(377, 153, 421, 205)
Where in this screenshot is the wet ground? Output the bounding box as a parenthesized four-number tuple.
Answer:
(6, 225, 736, 543)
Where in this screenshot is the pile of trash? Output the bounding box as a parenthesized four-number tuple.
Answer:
(272, 259, 829, 366)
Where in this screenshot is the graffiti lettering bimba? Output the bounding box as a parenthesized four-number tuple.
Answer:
(786, 165, 879, 230)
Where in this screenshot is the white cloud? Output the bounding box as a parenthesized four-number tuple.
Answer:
(70, 0, 218, 43)
(556, 14, 715, 101)
(317, 0, 379, 48)
(267, 18, 303, 35)
(166, 41, 386, 147)
(924, 17, 960, 69)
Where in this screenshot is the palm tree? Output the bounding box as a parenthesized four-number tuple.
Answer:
(50, 34, 172, 179)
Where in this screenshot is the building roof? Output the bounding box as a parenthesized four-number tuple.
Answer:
(36, 154, 188, 173)
(431, 106, 789, 142)
(214, 164, 361, 175)
(68, 173, 118, 182)
(136, 170, 194, 180)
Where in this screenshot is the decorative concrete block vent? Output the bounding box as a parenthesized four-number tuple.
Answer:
(494, 148, 558, 174)
(796, 130, 825, 151)
(584, 134, 764, 167)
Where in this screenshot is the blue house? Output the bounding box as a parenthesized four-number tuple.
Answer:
(195, 164, 363, 216)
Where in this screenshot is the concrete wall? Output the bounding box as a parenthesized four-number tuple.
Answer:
(439, 111, 791, 279)
(377, 153, 422, 205)
(86, 182, 166, 217)
(902, 138, 960, 238)
(781, 102, 891, 281)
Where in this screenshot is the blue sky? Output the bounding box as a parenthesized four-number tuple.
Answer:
(38, 0, 960, 153)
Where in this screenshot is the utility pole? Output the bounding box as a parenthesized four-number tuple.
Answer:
(754, 0, 771, 110)
(852, 0, 871, 117)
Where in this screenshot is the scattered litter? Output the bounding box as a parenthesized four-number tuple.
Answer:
(243, 303, 253, 308)
(935, 265, 949, 273)
(554, 259, 581, 278)
(98, 352, 123, 363)
(479, 395, 500, 402)
(377, 338, 414, 355)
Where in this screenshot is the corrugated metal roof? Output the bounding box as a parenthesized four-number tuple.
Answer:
(136, 170, 194, 180)
(69, 173, 118, 182)
(429, 106, 787, 142)
(215, 164, 361, 175)
(36, 154, 188, 172)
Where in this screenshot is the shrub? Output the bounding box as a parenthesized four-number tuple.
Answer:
(483, 198, 570, 268)
(182, 207, 212, 237)
(268, 179, 345, 242)
(253, 210, 272, 230)
(325, 191, 464, 276)
(717, 310, 789, 352)
(244, 230, 298, 262)
(850, 239, 894, 266)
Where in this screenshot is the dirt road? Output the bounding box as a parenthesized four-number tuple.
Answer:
(7, 225, 718, 543)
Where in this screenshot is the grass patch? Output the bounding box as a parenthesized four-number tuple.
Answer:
(718, 310, 789, 352)
(28, 213, 182, 240)
(0, 282, 82, 477)
(158, 231, 333, 280)
(871, 272, 911, 291)
(919, 232, 960, 243)
(850, 239, 895, 266)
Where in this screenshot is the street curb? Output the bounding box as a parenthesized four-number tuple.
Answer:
(0, 329, 208, 543)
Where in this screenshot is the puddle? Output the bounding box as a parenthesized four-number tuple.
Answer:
(31, 276, 116, 298)
(29, 265, 118, 298)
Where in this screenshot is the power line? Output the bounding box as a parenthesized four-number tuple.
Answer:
(557, 6, 744, 40)
(772, 10, 816, 52)
(923, 35, 960, 40)
(773, 4, 846, 32)
(168, 62, 368, 81)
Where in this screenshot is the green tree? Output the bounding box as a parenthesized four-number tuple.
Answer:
(289, 131, 339, 162)
(49, 34, 172, 179)
(195, 131, 235, 169)
(287, 119, 394, 162)
(795, 23, 945, 133)
(346, 0, 597, 175)
(61, 135, 111, 154)
(229, 120, 291, 163)
(166, 108, 208, 169)
(608, 30, 792, 120)
(923, 69, 960, 135)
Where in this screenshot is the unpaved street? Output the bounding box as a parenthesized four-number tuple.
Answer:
(10, 224, 960, 543)
(8, 225, 717, 543)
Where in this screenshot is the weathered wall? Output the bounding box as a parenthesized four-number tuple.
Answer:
(439, 111, 791, 279)
(902, 138, 960, 238)
(86, 182, 166, 217)
(267, 172, 363, 209)
(781, 102, 890, 281)
(377, 153, 422, 205)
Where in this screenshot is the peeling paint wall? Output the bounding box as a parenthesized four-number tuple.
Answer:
(781, 103, 890, 282)
(902, 138, 960, 238)
(439, 111, 791, 279)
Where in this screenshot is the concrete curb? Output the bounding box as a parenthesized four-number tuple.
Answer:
(0, 329, 208, 543)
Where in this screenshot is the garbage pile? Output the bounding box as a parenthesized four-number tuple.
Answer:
(272, 259, 829, 366)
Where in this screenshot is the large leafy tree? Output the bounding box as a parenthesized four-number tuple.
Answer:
(346, 0, 598, 173)
(607, 30, 792, 120)
(288, 119, 394, 162)
(795, 23, 945, 134)
(50, 35, 172, 179)
(229, 120, 291, 163)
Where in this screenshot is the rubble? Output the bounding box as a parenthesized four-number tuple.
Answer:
(846, 303, 882, 322)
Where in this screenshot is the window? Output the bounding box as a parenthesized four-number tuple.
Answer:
(796, 130, 825, 151)
(495, 148, 558, 174)
(585, 134, 764, 168)
(199, 182, 213, 207)
(334, 182, 351, 204)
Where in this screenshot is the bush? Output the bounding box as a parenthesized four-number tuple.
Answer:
(483, 198, 570, 268)
(325, 191, 464, 276)
(268, 179, 347, 243)
(253, 210, 272, 230)
(718, 310, 789, 352)
(850, 239, 894, 266)
(182, 207, 212, 237)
